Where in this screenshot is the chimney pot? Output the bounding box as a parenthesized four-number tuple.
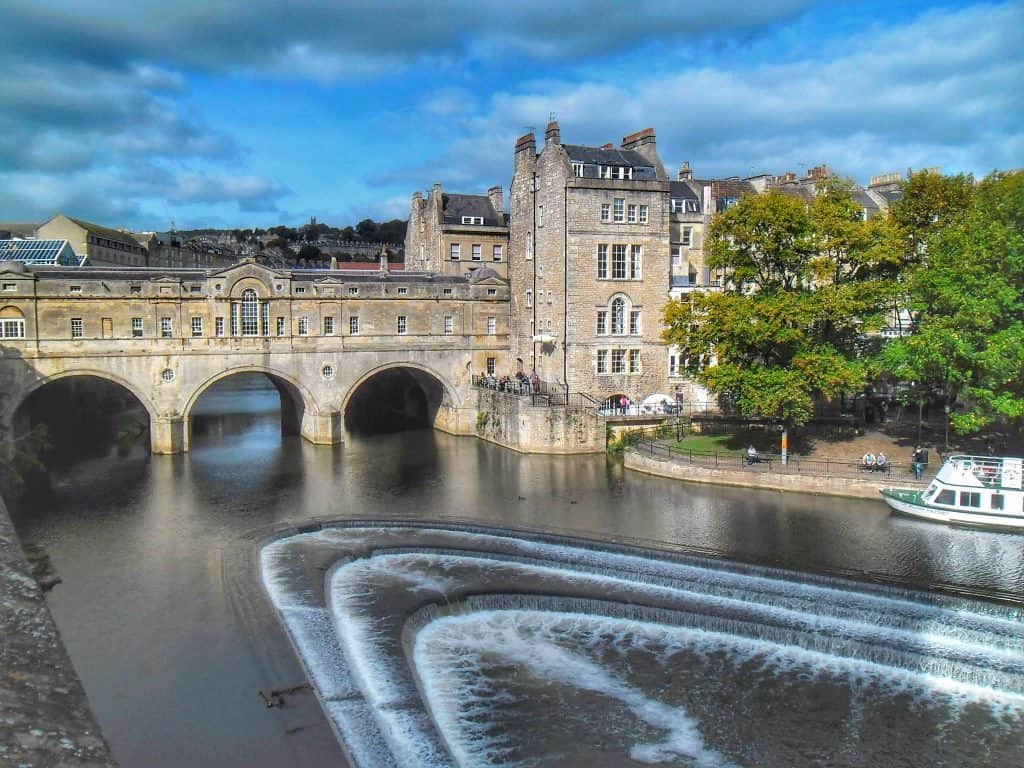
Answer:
(545, 120, 561, 145)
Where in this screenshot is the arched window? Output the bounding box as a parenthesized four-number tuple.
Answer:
(239, 289, 260, 336)
(611, 297, 625, 335)
(0, 306, 26, 339)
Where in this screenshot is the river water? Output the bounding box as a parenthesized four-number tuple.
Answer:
(9, 376, 1024, 767)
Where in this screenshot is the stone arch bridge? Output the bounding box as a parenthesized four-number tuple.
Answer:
(0, 260, 510, 453)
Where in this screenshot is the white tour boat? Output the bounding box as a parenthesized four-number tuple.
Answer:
(881, 454, 1024, 530)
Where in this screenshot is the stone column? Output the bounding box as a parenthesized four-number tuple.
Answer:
(301, 409, 342, 446)
(150, 416, 186, 454)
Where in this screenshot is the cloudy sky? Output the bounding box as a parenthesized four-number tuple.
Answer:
(1, 0, 1021, 231)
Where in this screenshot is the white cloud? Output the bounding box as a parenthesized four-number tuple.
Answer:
(405, 2, 1023, 191)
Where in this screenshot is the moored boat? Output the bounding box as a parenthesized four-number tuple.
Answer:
(881, 454, 1024, 530)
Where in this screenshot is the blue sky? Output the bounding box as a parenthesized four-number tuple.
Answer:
(0, 0, 1020, 231)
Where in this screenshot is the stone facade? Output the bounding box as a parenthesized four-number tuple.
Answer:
(509, 122, 673, 406)
(0, 260, 510, 453)
(405, 183, 509, 278)
(36, 213, 149, 268)
(474, 388, 605, 454)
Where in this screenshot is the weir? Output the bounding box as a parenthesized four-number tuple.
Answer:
(261, 522, 1024, 768)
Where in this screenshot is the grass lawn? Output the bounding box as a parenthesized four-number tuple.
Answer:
(670, 428, 796, 456)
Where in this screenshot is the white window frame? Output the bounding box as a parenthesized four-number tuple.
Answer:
(630, 245, 643, 279)
(597, 244, 609, 279)
(526, 290, 533, 308)
(492, 244, 503, 262)
(572, 162, 584, 177)
(611, 348, 626, 374)
(487, 316, 496, 335)
(298, 316, 309, 336)
(672, 245, 683, 267)
(443, 287, 453, 296)
(160, 317, 172, 339)
(1, 318, 25, 338)
(215, 317, 225, 337)
(671, 199, 684, 214)
(611, 298, 626, 334)
(444, 315, 454, 335)
(132, 317, 144, 338)
(597, 349, 608, 374)
(397, 315, 407, 335)
(612, 244, 627, 279)
(472, 243, 482, 261)
(613, 198, 625, 223)
(639, 205, 649, 224)
(537, 205, 544, 227)
(630, 310, 641, 335)
(682, 226, 693, 247)
(450, 243, 461, 260)
(191, 316, 203, 337)
(397, 287, 408, 295)
(71, 317, 83, 338)
(526, 232, 533, 260)
(323, 316, 334, 336)
(486, 357, 496, 375)
(461, 216, 484, 225)
(629, 349, 641, 373)
(276, 316, 286, 336)
(627, 204, 637, 223)
(601, 203, 611, 223)
(349, 316, 360, 335)
(596, 311, 607, 335)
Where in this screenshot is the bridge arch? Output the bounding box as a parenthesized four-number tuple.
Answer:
(342, 361, 462, 435)
(182, 365, 321, 450)
(4, 368, 158, 463)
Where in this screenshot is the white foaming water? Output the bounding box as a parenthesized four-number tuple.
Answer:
(261, 525, 1024, 768)
(415, 610, 734, 767)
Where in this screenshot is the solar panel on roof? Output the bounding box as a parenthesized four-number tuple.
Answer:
(0, 239, 81, 266)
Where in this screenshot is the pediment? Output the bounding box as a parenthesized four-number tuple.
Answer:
(207, 261, 289, 281)
(314, 276, 344, 284)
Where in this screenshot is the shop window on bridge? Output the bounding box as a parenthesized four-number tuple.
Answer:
(0, 307, 26, 338)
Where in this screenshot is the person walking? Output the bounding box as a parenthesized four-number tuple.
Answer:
(747, 445, 758, 465)
(912, 446, 924, 480)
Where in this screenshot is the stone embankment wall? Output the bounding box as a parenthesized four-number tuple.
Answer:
(0, 494, 116, 766)
(625, 449, 902, 500)
(475, 389, 605, 454)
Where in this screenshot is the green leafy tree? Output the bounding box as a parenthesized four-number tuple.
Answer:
(297, 244, 322, 261)
(664, 184, 897, 430)
(889, 170, 974, 266)
(879, 171, 1024, 434)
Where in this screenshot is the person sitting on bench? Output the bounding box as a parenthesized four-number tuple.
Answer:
(861, 452, 876, 469)
(875, 452, 888, 471)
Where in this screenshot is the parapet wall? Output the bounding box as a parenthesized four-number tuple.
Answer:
(0, 494, 117, 766)
(474, 389, 605, 454)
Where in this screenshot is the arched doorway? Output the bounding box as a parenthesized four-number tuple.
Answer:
(9, 374, 152, 476)
(344, 366, 450, 435)
(184, 370, 309, 450)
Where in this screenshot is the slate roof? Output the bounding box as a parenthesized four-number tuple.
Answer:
(0, 223, 39, 238)
(669, 181, 700, 201)
(563, 145, 659, 180)
(59, 215, 145, 249)
(441, 194, 505, 227)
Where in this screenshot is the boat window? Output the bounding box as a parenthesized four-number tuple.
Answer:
(935, 490, 955, 506)
(991, 494, 1004, 511)
(959, 491, 981, 508)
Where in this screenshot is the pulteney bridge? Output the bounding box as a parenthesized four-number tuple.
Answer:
(0, 260, 510, 453)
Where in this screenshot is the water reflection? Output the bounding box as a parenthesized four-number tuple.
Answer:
(8, 377, 1024, 768)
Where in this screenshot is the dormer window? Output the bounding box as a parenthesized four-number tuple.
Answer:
(599, 166, 633, 180)
(572, 162, 584, 177)
(461, 216, 484, 225)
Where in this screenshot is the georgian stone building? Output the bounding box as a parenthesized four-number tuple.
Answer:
(405, 183, 509, 278)
(509, 122, 672, 404)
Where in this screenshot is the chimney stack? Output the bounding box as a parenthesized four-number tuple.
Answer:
(487, 185, 504, 216)
(620, 127, 656, 150)
(545, 119, 561, 145)
(678, 161, 692, 181)
(515, 131, 536, 156)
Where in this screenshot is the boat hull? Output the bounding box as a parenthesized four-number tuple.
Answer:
(881, 488, 1024, 530)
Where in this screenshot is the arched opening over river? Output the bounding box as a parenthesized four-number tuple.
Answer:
(10, 373, 152, 473)
(344, 365, 452, 435)
(185, 369, 307, 449)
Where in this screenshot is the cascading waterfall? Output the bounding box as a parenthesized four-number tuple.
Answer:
(260, 523, 1024, 768)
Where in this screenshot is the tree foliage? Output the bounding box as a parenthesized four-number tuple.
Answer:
(879, 171, 1024, 434)
(664, 183, 899, 426)
(888, 169, 974, 266)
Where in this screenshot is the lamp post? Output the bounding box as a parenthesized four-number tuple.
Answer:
(944, 403, 950, 452)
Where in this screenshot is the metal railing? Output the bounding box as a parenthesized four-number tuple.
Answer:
(631, 437, 924, 482)
(472, 376, 600, 414)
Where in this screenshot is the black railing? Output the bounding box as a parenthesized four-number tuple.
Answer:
(472, 376, 600, 414)
(630, 437, 924, 482)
